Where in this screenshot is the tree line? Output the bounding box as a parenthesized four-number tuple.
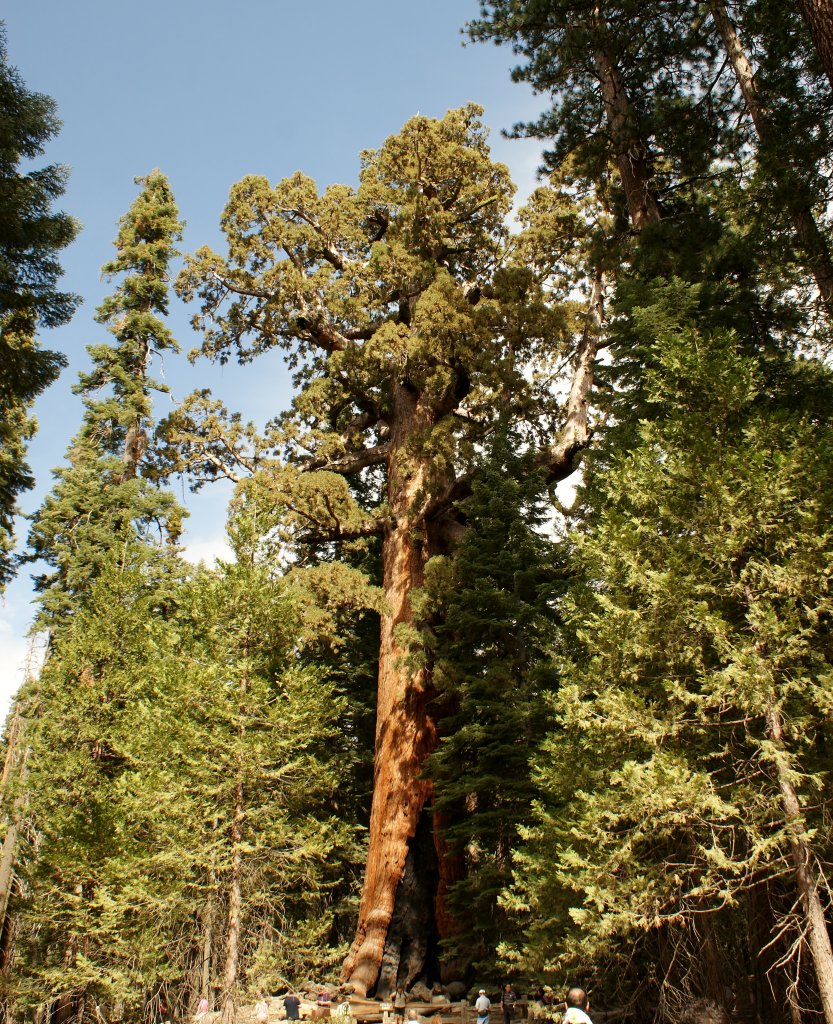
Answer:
(1, 2, 833, 1022)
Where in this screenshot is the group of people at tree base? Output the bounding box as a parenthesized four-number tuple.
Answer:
(190, 987, 343, 1024)
(474, 986, 592, 1024)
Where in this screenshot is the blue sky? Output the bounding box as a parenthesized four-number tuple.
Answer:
(1, 1, 550, 713)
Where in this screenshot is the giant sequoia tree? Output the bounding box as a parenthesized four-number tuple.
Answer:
(172, 106, 587, 995)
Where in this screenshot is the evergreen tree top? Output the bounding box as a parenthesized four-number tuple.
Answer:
(27, 171, 185, 623)
(0, 25, 80, 588)
(0, 26, 79, 329)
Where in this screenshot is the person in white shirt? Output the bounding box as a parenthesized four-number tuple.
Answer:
(562, 988, 592, 1024)
(475, 990, 491, 1024)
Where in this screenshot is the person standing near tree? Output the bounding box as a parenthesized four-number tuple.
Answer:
(394, 987, 406, 1024)
(476, 990, 491, 1024)
(317, 989, 332, 1018)
(563, 989, 592, 1024)
(501, 985, 517, 1024)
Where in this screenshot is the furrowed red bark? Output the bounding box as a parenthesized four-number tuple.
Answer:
(710, 0, 833, 314)
(432, 807, 465, 982)
(341, 384, 443, 996)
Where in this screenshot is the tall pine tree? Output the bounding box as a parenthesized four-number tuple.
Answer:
(0, 26, 78, 588)
(28, 170, 184, 627)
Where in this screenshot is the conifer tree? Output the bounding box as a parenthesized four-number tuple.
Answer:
(417, 433, 562, 977)
(171, 522, 360, 1019)
(468, 9, 833, 1012)
(506, 285, 833, 1020)
(0, 26, 78, 588)
(705, 0, 833, 313)
(28, 170, 184, 626)
(468, 0, 712, 230)
(470, 1, 833, 320)
(8, 555, 190, 1019)
(4, 172, 186, 1021)
(9, 499, 361, 1020)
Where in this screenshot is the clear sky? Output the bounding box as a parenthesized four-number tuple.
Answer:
(1, 1, 550, 715)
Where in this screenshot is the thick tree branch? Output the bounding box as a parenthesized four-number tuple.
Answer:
(539, 269, 606, 482)
(278, 206, 349, 271)
(212, 271, 377, 355)
(295, 314, 349, 352)
(292, 508, 393, 545)
(182, 448, 244, 486)
(424, 475, 474, 524)
(303, 442, 390, 476)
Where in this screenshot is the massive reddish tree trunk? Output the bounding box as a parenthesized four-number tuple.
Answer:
(342, 270, 613, 994)
(341, 385, 447, 997)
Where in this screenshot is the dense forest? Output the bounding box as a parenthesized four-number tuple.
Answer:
(2, 1, 833, 1022)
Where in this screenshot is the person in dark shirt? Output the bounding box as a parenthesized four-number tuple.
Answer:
(284, 994, 301, 1021)
(501, 985, 517, 1024)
